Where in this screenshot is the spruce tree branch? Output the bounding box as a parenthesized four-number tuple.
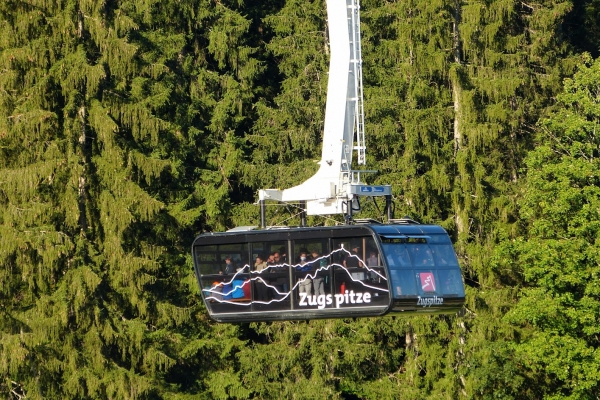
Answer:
(217, 161, 233, 191)
(462, 307, 477, 317)
(10, 380, 25, 399)
(104, 90, 126, 99)
(520, 2, 535, 11)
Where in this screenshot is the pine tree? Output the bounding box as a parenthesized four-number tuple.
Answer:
(0, 0, 266, 397)
(494, 54, 600, 398)
(362, 0, 455, 226)
(4, 0, 600, 397)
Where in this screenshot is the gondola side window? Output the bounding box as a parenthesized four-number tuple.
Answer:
(380, 236, 460, 269)
(329, 237, 389, 309)
(380, 239, 410, 269)
(291, 240, 330, 308)
(437, 269, 465, 297)
(195, 242, 252, 313)
(331, 237, 379, 267)
(249, 241, 290, 308)
(430, 244, 459, 267)
(195, 245, 218, 275)
(406, 238, 434, 267)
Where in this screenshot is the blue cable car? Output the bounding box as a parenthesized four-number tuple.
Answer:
(193, 221, 465, 322)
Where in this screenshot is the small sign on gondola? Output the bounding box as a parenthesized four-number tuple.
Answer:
(350, 185, 392, 195)
(361, 186, 384, 193)
(419, 272, 436, 292)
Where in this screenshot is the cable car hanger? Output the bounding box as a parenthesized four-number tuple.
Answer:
(257, 0, 392, 226)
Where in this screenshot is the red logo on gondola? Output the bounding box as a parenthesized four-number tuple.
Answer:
(420, 272, 436, 292)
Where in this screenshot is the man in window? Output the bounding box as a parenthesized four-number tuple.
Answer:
(343, 245, 364, 269)
(310, 250, 326, 297)
(224, 256, 236, 275)
(296, 251, 312, 295)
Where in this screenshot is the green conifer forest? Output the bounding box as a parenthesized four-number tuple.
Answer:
(1, 0, 599, 398)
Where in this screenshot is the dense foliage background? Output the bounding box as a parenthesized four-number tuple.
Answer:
(1, 0, 599, 398)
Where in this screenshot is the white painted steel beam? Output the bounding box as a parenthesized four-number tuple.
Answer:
(258, 0, 384, 216)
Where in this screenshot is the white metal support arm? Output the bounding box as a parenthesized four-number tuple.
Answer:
(258, 0, 391, 216)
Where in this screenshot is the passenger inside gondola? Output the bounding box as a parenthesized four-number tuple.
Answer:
(264, 250, 287, 298)
(254, 255, 270, 301)
(409, 245, 434, 266)
(210, 281, 223, 300)
(366, 250, 381, 282)
(431, 245, 456, 266)
(310, 249, 327, 268)
(296, 250, 312, 295)
(310, 250, 325, 297)
(224, 256, 236, 274)
(343, 245, 364, 268)
(383, 244, 410, 268)
(254, 255, 267, 272)
(277, 247, 288, 263)
(270, 251, 285, 272)
(366, 250, 378, 267)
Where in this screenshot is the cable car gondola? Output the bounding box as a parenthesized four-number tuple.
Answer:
(192, 0, 466, 323)
(192, 221, 465, 323)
